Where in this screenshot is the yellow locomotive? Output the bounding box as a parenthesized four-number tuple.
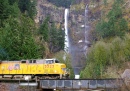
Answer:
(0, 58, 70, 79)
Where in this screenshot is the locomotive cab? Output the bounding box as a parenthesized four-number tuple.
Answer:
(44, 59, 70, 79)
(45, 59, 59, 64)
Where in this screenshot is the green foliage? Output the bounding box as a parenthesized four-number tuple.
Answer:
(8, 3, 20, 18)
(54, 51, 74, 79)
(0, 15, 41, 60)
(57, 27, 65, 50)
(80, 33, 130, 78)
(28, 0, 37, 19)
(0, 0, 41, 60)
(80, 62, 94, 78)
(39, 18, 65, 53)
(0, 0, 21, 27)
(124, 34, 130, 61)
(47, 0, 75, 8)
(39, 17, 50, 42)
(18, 0, 36, 19)
(49, 23, 65, 52)
(0, 45, 9, 60)
(0, 0, 10, 26)
(8, 0, 18, 5)
(106, 37, 127, 66)
(96, 20, 110, 38)
(103, 0, 107, 6)
(18, 0, 30, 13)
(80, 41, 109, 78)
(93, 42, 109, 66)
(96, 0, 128, 38)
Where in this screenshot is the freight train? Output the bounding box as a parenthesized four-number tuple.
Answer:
(0, 58, 70, 80)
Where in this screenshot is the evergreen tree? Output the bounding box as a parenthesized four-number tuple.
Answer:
(47, 0, 74, 8)
(8, 0, 18, 5)
(39, 17, 49, 42)
(96, 0, 128, 38)
(18, 0, 36, 19)
(57, 26, 65, 50)
(8, 2, 20, 18)
(103, 0, 107, 5)
(0, 0, 20, 27)
(28, 0, 37, 19)
(0, 15, 41, 60)
(49, 23, 65, 52)
(39, 18, 64, 53)
(0, 0, 10, 27)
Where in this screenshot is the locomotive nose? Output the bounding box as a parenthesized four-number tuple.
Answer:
(62, 68, 70, 77)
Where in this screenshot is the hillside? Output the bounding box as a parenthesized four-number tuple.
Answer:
(80, 0, 130, 78)
(0, 0, 129, 79)
(35, 0, 130, 78)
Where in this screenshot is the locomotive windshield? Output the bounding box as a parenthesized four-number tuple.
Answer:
(46, 60, 54, 64)
(45, 59, 59, 64)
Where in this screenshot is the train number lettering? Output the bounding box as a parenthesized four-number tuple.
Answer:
(50, 65, 54, 68)
(45, 65, 48, 68)
(45, 65, 54, 68)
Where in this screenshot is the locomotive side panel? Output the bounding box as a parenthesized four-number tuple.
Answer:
(21, 64, 28, 74)
(49, 64, 55, 74)
(9, 63, 17, 74)
(30, 64, 37, 74)
(43, 64, 62, 75)
(35, 64, 44, 74)
(54, 64, 61, 74)
(0, 63, 6, 74)
(0, 59, 70, 79)
(17, 63, 22, 74)
(0, 62, 21, 74)
(0, 63, 11, 74)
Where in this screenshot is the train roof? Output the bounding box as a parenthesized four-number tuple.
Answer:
(0, 58, 59, 63)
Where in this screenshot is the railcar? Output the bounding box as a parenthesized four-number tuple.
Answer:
(0, 58, 70, 79)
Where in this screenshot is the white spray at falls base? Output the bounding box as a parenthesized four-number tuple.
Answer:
(64, 9, 69, 53)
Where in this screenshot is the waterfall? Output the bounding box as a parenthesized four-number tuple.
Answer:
(75, 5, 90, 79)
(84, 5, 89, 56)
(63, 6, 90, 79)
(85, 5, 88, 43)
(64, 9, 69, 53)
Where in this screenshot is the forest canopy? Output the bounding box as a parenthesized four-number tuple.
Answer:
(47, 0, 75, 8)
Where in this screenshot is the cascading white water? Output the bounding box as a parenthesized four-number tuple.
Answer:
(83, 5, 89, 56)
(85, 5, 88, 43)
(64, 9, 69, 53)
(63, 6, 90, 79)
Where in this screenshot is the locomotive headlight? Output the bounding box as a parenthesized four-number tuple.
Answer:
(54, 70, 57, 73)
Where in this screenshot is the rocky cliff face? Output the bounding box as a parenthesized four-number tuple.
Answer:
(36, 0, 91, 41)
(36, 0, 92, 73)
(35, 0, 65, 28)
